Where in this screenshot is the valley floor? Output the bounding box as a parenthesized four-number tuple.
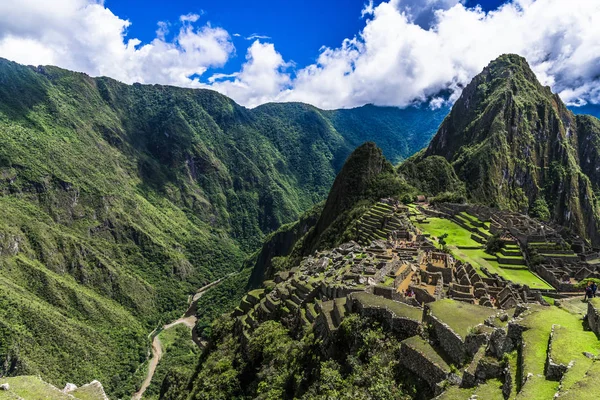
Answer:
(132, 275, 233, 399)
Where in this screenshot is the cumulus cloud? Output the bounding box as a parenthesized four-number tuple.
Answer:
(208, 40, 292, 108)
(0, 0, 599, 109)
(0, 0, 234, 87)
(392, 0, 466, 27)
(277, 0, 600, 108)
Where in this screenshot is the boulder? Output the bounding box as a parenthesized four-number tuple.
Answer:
(63, 383, 78, 392)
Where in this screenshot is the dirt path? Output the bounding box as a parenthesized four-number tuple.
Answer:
(131, 274, 233, 400)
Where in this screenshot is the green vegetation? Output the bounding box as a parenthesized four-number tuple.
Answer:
(144, 324, 199, 399)
(414, 217, 481, 248)
(194, 269, 252, 337)
(529, 198, 551, 221)
(401, 336, 450, 371)
(179, 314, 422, 400)
(0, 58, 443, 395)
(352, 292, 422, 321)
(454, 249, 553, 289)
(428, 300, 497, 339)
(0, 376, 105, 400)
(415, 217, 552, 289)
(437, 379, 504, 400)
(419, 54, 600, 246)
(518, 305, 600, 398)
(399, 155, 466, 198)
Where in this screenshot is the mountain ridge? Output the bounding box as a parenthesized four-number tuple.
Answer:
(420, 54, 600, 245)
(0, 57, 443, 396)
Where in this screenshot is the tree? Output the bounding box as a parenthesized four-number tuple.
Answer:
(486, 234, 504, 254)
(530, 198, 551, 222)
(438, 233, 448, 247)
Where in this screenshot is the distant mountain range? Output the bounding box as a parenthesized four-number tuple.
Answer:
(0, 58, 445, 396)
(180, 54, 600, 400)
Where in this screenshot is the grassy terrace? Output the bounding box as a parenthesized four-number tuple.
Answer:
(438, 379, 504, 400)
(416, 217, 553, 289)
(402, 336, 450, 371)
(414, 217, 482, 248)
(516, 305, 600, 399)
(558, 361, 600, 400)
(428, 299, 498, 338)
(352, 292, 422, 321)
(0, 376, 95, 400)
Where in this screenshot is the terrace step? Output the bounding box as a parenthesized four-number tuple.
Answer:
(399, 336, 450, 390)
(501, 248, 523, 257)
(306, 303, 318, 322)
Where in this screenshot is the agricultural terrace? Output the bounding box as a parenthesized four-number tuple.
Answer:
(414, 216, 553, 290)
(516, 301, 600, 399)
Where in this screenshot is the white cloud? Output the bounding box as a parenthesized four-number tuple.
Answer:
(208, 40, 292, 108)
(0, 0, 599, 109)
(0, 0, 234, 87)
(392, 0, 466, 27)
(277, 0, 600, 108)
(180, 13, 200, 23)
(246, 34, 272, 41)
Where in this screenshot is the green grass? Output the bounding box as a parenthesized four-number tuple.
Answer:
(352, 292, 422, 321)
(453, 249, 553, 289)
(415, 216, 552, 289)
(516, 305, 600, 399)
(460, 211, 483, 225)
(0, 376, 73, 400)
(402, 336, 450, 371)
(382, 276, 395, 286)
(438, 378, 504, 400)
(415, 217, 482, 247)
(428, 299, 498, 339)
(557, 361, 600, 399)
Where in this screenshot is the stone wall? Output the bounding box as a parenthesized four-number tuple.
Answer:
(545, 325, 568, 381)
(425, 312, 469, 365)
(347, 293, 421, 339)
(399, 338, 449, 393)
(587, 299, 600, 337)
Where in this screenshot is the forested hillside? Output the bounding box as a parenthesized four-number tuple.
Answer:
(0, 58, 443, 396)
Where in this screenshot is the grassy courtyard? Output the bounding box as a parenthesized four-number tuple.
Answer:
(414, 217, 482, 248)
(416, 216, 553, 290)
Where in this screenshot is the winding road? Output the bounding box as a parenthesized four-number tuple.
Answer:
(132, 274, 232, 400)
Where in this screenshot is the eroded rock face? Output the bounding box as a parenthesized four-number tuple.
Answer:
(63, 383, 78, 392)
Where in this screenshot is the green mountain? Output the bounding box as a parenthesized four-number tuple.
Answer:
(0, 58, 443, 396)
(171, 54, 600, 400)
(417, 54, 600, 245)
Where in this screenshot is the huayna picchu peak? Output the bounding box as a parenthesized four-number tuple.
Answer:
(1, 47, 600, 400)
(421, 54, 600, 247)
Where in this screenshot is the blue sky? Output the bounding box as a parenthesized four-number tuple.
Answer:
(0, 0, 598, 110)
(108, 0, 507, 81)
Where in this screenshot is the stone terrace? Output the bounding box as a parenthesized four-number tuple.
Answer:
(231, 199, 600, 398)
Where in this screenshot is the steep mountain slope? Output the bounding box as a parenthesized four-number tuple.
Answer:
(0, 58, 442, 395)
(421, 54, 600, 245)
(176, 143, 423, 400)
(247, 142, 415, 286)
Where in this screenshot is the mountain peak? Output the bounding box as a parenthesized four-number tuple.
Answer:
(421, 53, 600, 245)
